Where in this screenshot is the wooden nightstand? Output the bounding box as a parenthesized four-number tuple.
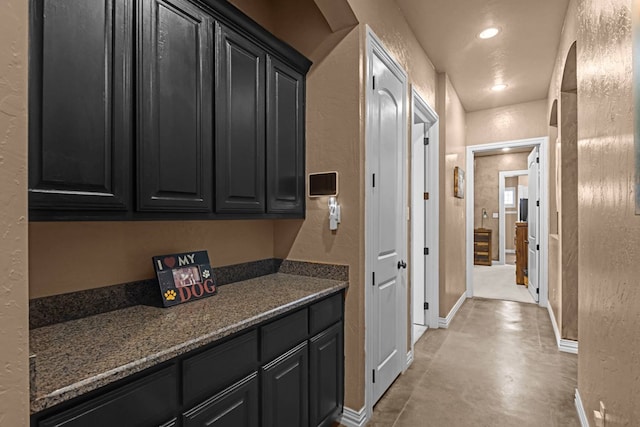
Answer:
(474, 228, 492, 266)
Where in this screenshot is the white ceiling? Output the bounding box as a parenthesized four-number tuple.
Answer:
(396, 0, 570, 112)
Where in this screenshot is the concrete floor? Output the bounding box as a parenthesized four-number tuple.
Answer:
(368, 298, 579, 426)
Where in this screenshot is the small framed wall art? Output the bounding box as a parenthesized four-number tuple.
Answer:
(454, 166, 465, 199)
(152, 250, 217, 307)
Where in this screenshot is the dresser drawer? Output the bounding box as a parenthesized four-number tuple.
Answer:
(309, 293, 343, 335)
(261, 308, 308, 362)
(183, 330, 258, 406)
(474, 233, 490, 242)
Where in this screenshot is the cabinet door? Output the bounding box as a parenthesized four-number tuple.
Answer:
(183, 373, 258, 427)
(266, 57, 305, 215)
(310, 322, 344, 427)
(262, 342, 309, 427)
(215, 24, 266, 213)
(29, 0, 131, 211)
(138, 0, 213, 212)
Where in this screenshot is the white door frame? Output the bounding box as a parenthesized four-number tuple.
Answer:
(465, 137, 549, 308)
(499, 169, 527, 264)
(364, 26, 408, 420)
(410, 88, 439, 341)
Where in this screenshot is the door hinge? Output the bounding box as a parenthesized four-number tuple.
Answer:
(536, 288, 539, 294)
(424, 247, 429, 255)
(372, 76, 376, 90)
(372, 271, 375, 287)
(424, 137, 429, 146)
(536, 200, 540, 207)
(424, 302, 429, 310)
(372, 173, 376, 188)
(536, 244, 540, 251)
(372, 369, 376, 383)
(423, 192, 429, 200)
(536, 157, 539, 163)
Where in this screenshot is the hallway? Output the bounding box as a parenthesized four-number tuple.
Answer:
(368, 299, 578, 426)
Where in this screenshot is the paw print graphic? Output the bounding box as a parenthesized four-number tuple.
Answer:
(202, 270, 210, 279)
(164, 289, 177, 301)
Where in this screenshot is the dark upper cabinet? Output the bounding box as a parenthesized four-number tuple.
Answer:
(310, 322, 344, 427)
(137, 0, 213, 212)
(266, 57, 305, 215)
(29, 0, 132, 211)
(29, 0, 310, 220)
(262, 342, 309, 427)
(215, 23, 266, 213)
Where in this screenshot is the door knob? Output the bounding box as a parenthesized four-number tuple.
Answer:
(397, 260, 407, 269)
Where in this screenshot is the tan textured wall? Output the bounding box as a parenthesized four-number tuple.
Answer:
(559, 92, 578, 340)
(473, 153, 529, 260)
(29, 221, 275, 297)
(466, 99, 548, 147)
(237, 0, 440, 411)
(577, 0, 640, 424)
(546, 0, 578, 340)
(438, 74, 467, 316)
(0, 0, 29, 423)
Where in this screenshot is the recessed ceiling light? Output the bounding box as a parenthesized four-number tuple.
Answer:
(478, 27, 500, 39)
(491, 84, 508, 92)
(502, 147, 511, 152)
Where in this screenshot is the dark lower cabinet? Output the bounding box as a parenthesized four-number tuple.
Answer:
(262, 342, 309, 427)
(266, 57, 305, 215)
(29, 0, 131, 211)
(32, 292, 344, 427)
(38, 365, 178, 427)
(137, 0, 213, 212)
(182, 373, 259, 427)
(310, 322, 344, 427)
(215, 23, 266, 213)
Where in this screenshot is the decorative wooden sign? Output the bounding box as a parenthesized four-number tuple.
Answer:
(152, 250, 217, 307)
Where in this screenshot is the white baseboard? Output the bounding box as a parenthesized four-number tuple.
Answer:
(438, 292, 466, 328)
(575, 388, 590, 427)
(341, 406, 367, 427)
(547, 303, 579, 354)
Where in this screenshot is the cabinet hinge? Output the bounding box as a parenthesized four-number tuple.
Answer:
(372, 76, 376, 90)
(536, 157, 539, 163)
(372, 369, 376, 383)
(424, 247, 429, 255)
(424, 137, 429, 146)
(372, 173, 376, 188)
(424, 302, 429, 310)
(536, 244, 540, 251)
(372, 271, 375, 287)
(536, 200, 540, 207)
(423, 192, 429, 200)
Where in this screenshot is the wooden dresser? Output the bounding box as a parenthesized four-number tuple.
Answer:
(515, 222, 528, 285)
(473, 228, 492, 266)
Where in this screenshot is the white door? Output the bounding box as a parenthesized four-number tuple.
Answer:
(411, 120, 427, 326)
(527, 147, 540, 302)
(369, 47, 406, 405)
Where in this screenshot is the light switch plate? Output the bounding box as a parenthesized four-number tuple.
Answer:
(492, 212, 499, 218)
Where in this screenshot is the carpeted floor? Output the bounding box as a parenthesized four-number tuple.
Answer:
(473, 264, 535, 304)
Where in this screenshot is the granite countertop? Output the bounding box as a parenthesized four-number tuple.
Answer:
(30, 273, 347, 413)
